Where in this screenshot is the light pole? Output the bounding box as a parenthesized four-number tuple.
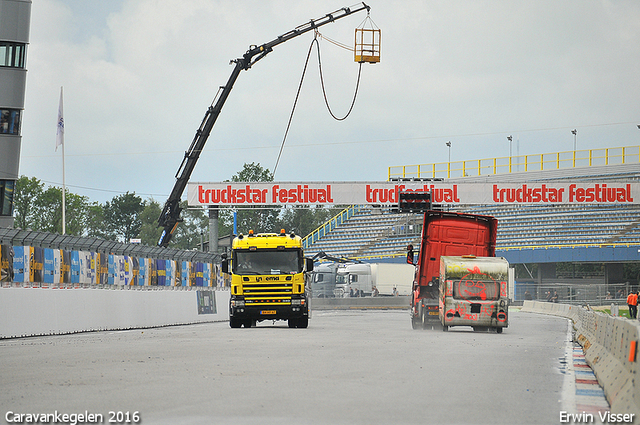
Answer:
(446, 141, 452, 178)
(572, 129, 577, 151)
(507, 135, 513, 173)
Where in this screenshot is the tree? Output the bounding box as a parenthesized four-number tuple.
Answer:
(220, 162, 281, 235)
(86, 203, 110, 239)
(13, 176, 44, 230)
(170, 201, 209, 250)
(138, 199, 163, 246)
(14, 175, 90, 235)
(103, 192, 144, 242)
(32, 186, 62, 233)
(232, 162, 273, 182)
(280, 205, 342, 238)
(60, 192, 90, 236)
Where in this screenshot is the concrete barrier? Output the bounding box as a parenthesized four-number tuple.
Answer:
(312, 296, 410, 310)
(0, 290, 409, 338)
(0, 287, 230, 338)
(522, 301, 640, 416)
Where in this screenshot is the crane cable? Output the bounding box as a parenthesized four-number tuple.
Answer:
(273, 30, 363, 177)
(316, 35, 363, 122)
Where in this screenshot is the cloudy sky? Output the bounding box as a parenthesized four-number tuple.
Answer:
(19, 0, 640, 204)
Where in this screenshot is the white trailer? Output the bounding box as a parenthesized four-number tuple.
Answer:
(370, 263, 415, 296)
(335, 263, 415, 297)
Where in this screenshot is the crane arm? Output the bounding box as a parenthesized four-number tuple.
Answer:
(158, 3, 371, 247)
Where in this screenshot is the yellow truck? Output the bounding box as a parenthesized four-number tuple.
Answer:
(221, 230, 313, 328)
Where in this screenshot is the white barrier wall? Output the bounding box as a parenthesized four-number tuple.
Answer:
(0, 288, 230, 338)
(521, 301, 640, 416)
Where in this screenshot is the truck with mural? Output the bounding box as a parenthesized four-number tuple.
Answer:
(410, 209, 499, 330)
(439, 255, 509, 332)
(222, 229, 313, 328)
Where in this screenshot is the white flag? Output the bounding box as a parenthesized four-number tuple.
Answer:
(56, 86, 64, 151)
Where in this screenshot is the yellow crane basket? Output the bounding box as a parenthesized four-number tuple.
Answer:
(354, 17, 380, 63)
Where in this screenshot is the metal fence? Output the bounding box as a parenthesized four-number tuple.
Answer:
(515, 281, 632, 307)
(0, 228, 220, 263)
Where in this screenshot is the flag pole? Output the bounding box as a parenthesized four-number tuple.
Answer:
(62, 128, 66, 235)
(56, 86, 66, 235)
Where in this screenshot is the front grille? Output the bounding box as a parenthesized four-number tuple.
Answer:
(243, 283, 292, 305)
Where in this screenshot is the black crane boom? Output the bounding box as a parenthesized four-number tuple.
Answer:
(158, 3, 370, 247)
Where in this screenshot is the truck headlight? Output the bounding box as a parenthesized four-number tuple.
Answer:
(231, 300, 245, 307)
(291, 299, 302, 305)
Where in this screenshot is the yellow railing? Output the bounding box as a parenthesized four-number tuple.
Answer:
(302, 205, 361, 250)
(388, 146, 640, 180)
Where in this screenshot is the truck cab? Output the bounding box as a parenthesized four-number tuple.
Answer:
(333, 263, 372, 297)
(221, 230, 313, 328)
(311, 262, 341, 298)
(411, 210, 498, 330)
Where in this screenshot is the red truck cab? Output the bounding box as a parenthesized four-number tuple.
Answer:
(412, 211, 497, 329)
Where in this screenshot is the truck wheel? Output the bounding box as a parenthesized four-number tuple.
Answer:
(297, 317, 309, 328)
(421, 309, 434, 330)
(229, 317, 242, 328)
(411, 316, 420, 330)
(288, 318, 297, 328)
(442, 325, 448, 332)
(496, 327, 503, 334)
(243, 319, 255, 328)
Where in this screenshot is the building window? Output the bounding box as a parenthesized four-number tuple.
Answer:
(0, 109, 21, 135)
(0, 42, 26, 68)
(0, 180, 15, 216)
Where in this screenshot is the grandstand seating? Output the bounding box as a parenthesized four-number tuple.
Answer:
(304, 208, 422, 260)
(304, 203, 640, 261)
(304, 161, 640, 261)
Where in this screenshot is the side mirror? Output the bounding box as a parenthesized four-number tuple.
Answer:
(305, 258, 314, 272)
(221, 259, 229, 274)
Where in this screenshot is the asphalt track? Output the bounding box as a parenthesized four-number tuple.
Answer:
(0, 310, 575, 425)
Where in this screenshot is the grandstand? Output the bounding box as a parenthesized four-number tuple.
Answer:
(303, 147, 640, 262)
(304, 206, 421, 260)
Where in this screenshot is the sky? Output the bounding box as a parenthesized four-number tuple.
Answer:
(18, 0, 640, 205)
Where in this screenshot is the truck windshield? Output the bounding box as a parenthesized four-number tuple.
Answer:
(452, 279, 499, 301)
(234, 249, 301, 275)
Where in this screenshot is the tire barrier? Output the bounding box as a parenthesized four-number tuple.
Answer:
(521, 300, 640, 417)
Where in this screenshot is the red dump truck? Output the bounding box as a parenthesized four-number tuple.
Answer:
(411, 210, 498, 330)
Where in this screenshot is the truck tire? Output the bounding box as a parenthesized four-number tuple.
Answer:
(229, 317, 242, 328)
(442, 324, 448, 332)
(288, 318, 297, 328)
(421, 309, 428, 330)
(411, 315, 420, 330)
(496, 327, 503, 334)
(297, 317, 309, 328)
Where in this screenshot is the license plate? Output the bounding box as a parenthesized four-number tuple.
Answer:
(260, 310, 276, 315)
(428, 311, 439, 315)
